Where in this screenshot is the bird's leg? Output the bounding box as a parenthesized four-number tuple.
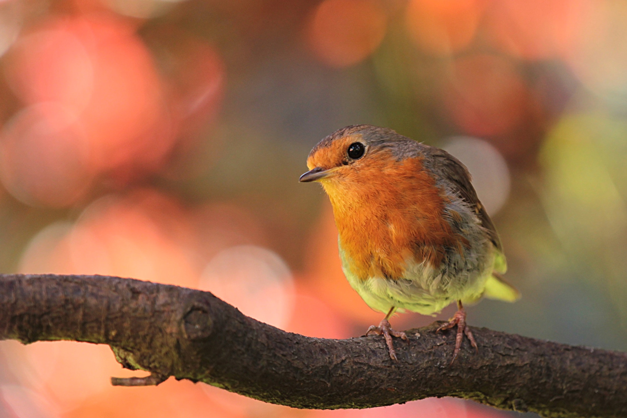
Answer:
(365, 307, 408, 361)
(436, 301, 478, 364)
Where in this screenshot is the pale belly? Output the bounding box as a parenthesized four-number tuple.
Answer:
(339, 242, 495, 316)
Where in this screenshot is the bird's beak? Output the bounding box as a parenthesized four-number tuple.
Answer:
(299, 167, 332, 183)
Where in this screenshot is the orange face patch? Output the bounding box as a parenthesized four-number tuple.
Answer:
(306, 134, 363, 171)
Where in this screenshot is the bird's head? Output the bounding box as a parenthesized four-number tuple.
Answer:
(299, 125, 434, 223)
(299, 125, 422, 196)
(301, 124, 414, 180)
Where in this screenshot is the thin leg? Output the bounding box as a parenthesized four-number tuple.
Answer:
(436, 301, 478, 364)
(365, 307, 408, 361)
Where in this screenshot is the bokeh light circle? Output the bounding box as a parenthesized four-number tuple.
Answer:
(0, 384, 59, 418)
(565, 1, 627, 103)
(405, 0, 483, 55)
(200, 245, 294, 329)
(18, 222, 75, 274)
(306, 0, 387, 68)
(485, 0, 587, 61)
(443, 136, 511, 216)
(0, 103, 92, 208)
(4, 25, 94, 112)
(440, 54, 527, 136)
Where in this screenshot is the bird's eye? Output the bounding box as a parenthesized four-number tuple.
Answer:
(347, 142, 365, 160)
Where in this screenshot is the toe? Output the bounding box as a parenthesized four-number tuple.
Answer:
(365, 325, 382, 336)
(391, 330, 408, 340)
(464, 326, 478, 351)
(366, 319, 407, 361)
(382, 332, 398, 361)
(436, 307, 479, 363)
(436, 317, 458, 333)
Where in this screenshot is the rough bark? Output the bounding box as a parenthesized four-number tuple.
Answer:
(0, 274, 625, 418)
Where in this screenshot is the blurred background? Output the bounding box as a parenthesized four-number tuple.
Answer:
(1, 0, 626, 417)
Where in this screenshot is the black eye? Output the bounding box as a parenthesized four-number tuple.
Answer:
(347, 142, 365, 160)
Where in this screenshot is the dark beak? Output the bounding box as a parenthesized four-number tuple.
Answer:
(299, 167, 330, 183)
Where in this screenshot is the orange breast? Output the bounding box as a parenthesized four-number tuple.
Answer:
(324, 152, 464, 281)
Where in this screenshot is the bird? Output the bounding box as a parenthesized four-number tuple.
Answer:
(299, 124, 519, 363)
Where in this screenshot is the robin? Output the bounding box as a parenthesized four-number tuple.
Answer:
(300, 125, 519, 362)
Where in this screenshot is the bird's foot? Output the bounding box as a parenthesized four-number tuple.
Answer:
(436, 308, 478, 364)
(366, 318, 408, 361)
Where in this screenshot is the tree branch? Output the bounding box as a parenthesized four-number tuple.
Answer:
(0, 274, 625, 418)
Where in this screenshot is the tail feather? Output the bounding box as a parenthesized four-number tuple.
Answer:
(483, 273, 520, 302)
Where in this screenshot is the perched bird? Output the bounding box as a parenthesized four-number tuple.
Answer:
(300, 125, 519, 362)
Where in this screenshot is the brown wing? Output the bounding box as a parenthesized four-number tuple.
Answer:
(422, 146, 503, 253)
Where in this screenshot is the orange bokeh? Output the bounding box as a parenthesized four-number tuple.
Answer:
(200, 245, 295, 329)
(440, 54, 529, 137)
(71, 15, 173, 174)
(18, 189, 200, 288)
(65, 379, 247, 418)
(68, 191, 199, 287)
(285, 279, 351, 339)
(310, 397, 507, 418)
(3, 13, 177, 191)
(562, 0, 627, 99)
(5, 23, 94, 112)
(485, 0, 590, 61)
(405, 0, 484, 55)
(17, 190, 280, 293)
(0, 338, 147, 418)
(0, 103, 92, 207)
(306, 0, 387, 68)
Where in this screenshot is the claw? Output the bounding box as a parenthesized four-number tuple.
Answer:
(366, 318, 408, 361)
(436, 302, 477, 364)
